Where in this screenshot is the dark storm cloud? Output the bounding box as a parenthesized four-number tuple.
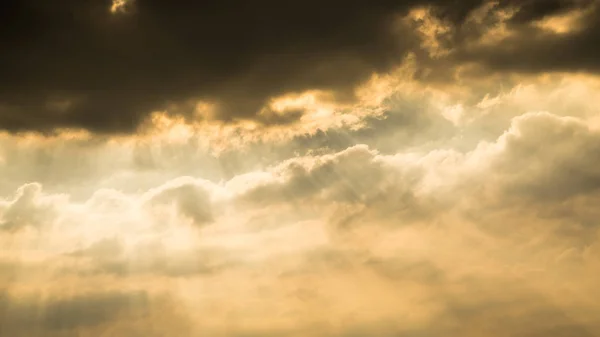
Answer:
(507, 0, 594, 23)
(2, 0, 600, 134)
(0, 0, 424, 133)
(451, 0, 600, 74)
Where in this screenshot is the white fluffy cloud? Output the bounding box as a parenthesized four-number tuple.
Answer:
(2, 76, 600, 336)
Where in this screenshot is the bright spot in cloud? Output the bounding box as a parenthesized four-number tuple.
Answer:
(110, 0, 131, 14)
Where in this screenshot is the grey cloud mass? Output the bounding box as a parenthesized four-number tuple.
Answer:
(0, 290, 194, 337)
(445, 0, 600, 74)
(0, 0, 416, 133)
(2, 0, 600, 133)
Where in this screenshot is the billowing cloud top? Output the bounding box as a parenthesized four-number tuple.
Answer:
(2, 1, 600, 337)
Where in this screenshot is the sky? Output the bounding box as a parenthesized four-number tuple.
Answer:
(2, 0, 600, 336)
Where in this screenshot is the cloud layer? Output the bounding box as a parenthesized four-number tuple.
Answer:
(2, 0, 600, 133)
(2, 94, 600, 335)
(3, 2, 600, 335)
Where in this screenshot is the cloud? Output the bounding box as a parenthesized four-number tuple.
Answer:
(444, 0, 600, 76)
(5, 0, 600, 134)
(0, 290, 194, 337)
(0, 183, 66, 232)
(1, 70, 600, 335)
(143, 177, 215, 226)
(4, 2, 600, 334)
(484, 112, 600, 201)
(0, 0, 422, 133)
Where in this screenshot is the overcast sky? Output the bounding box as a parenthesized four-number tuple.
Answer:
(2, 1, 600, 336)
